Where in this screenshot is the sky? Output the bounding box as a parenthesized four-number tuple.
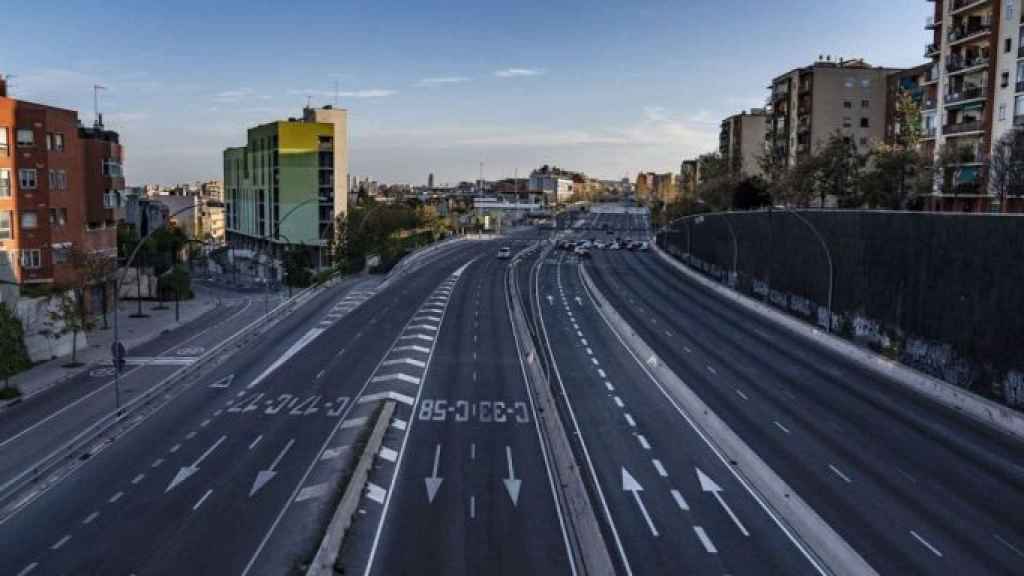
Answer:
(5, 0, 932, 187)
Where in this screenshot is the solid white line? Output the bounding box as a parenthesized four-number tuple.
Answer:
(652, 459, 668, 477)
(131, 473, 145, 485)
(83, 511, 100, 524)
(774, 421, 791, 434)
(614, 396, 624, 408)
(248, 435, 263, 450)
(624, 413, 636, 427)
(637, 435, 651, 450)
(671, 489, 690, 511)
(829, 464, 852, 484)
(246, 328, 326, 389)
(694, 526, 718, 554)
(108, 491, 124, 503)
(193, 488, 213, 511)
(994, 533, 1024, 558)
(910, 530, 944, 557)
(51, 534, 71, 550)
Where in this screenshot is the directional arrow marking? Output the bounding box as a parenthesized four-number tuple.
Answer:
(166, 435, 227, 493)
(425, 444, 443, 503)
(250, 438, 295, 497)
(503, 446, 522, 506)
(209, 374, 234, 389)
(696, 467, 749, 536)
(575, 296, 583, 306)
(623, 467, 659, 537)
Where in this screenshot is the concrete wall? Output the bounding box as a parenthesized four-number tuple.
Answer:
(659, 210, 1024, 410)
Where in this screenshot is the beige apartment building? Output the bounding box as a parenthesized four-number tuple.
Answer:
(924, 0, 1024, 212)
(719, 109, 769, 177)
(769, 58, 898, 172)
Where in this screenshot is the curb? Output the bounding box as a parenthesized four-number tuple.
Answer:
(651, 242, 1024, 443)
(580, 262, 876, 576)
(306, 401, 395, 576)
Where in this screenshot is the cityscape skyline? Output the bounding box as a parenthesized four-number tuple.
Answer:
(6, 0, 930, 186)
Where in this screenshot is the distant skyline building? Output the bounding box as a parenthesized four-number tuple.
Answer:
(428, 172, 434, 189)
(223, 105, 349, 265)
(719, 108, 769, 177)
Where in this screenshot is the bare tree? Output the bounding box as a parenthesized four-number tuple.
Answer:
(989, 129, 1024, 211)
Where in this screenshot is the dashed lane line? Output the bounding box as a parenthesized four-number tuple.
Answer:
(82, 511, 99, 525)
(670, 489, 690, 511)
(910, 530, 944, 558)
(51, 534, 71, 550)
(773, 421, 791, 435)
(694, 526, 717, 554)
(624, 414, 636, 428)
(828, 464, 852, 484)
(652, 459, 668, 477)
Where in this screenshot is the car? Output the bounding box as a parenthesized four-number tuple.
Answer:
(638, 241, 650, 251)
(593, 241, 606, 249)
(609, 242, 621, 250)
(497, 247, 512, 259)
(574, 247, 591, 259)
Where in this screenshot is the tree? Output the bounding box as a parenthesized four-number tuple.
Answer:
(861, 145, 932, 210)
(70, 248, 116, 329)
(989, 129, 1024, 210)
(282, 247, 313, 288)
(776, 155, 819, 208)
(814, 132, 866, 208)
(732, 176, 772, 210)
(693, 153, 738, 211)
(892, 91, 924, 150)
(47, 288, 93, 367)
(934, 142, 979, 199)
(0, 303, 31, 397)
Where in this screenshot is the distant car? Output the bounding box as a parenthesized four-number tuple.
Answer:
(609, 242, 621, 250)
(638, 241, 650, 251)
(593, 241, 606, 249)
(497, 247, 512, 259)
(574, 247, 591, 259)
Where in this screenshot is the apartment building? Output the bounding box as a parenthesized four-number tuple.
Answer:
(719, 109, 769, 177)
(924, 0, 1024, 212)
(0, 75, 120, 311)
(679, 158, 702, 200)
(528, 167, 575, 205)
(223, 105, 348, 265)
(769, 58, 898, 171)
(885, 63, 934, 148)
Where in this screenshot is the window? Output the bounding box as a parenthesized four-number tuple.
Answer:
(19, 249, 41, 269)
(861, 118, 870, 128)
(53, 246, 70, 265)
(0, 127, 8, 154)
(44, 133, 63, 151)
(1000, 103, 1008, 121)
(861, 99, 870, 109)
(1006, 38, 1013, 54)
(49, 208, 67, 226)
(0, 169, 9, 197)
(1002, 71, 1011, 88)
(48, 169, 67, 191)
(16, 129, 34, 147)
(0, 211, 11, 240)
(843, 100, 852, 109)
(1015, 95, 1024, 117)
(101, 159, 123, 177)
(103, 190, 120, 208)
(20, 211, 38, 230)
(18, 169, 37, 190)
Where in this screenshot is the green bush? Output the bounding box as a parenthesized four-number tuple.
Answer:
(0, 303, 31, 392)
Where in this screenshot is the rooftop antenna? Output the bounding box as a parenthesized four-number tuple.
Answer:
(305, 95, 312, 109)
(93, 84, 107, 128)
(333, 79, 339, 107)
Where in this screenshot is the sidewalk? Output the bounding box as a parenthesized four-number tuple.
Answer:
(1, 290, 222, 410)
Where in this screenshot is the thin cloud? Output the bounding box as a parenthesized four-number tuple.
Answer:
(212, 88, 254, 104)
(643, 106, 668, 122)
(417, 76, 470, 87)
(494, 68, 544, 78)
(289, 88, 397, 99)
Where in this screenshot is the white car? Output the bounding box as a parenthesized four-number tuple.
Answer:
(638, 241, 649, 251)
(609, 242, 621, 250)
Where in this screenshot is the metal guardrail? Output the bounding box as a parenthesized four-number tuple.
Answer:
(0, 274, 342, 520)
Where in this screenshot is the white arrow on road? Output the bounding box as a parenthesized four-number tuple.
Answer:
(503, 446, 522, 506)
(166, 435, 227, 493)
(249, 438, 295, 497)
(209, 374, 234, 389)
(622, 467, 659, 537)
(696, 467, 749, 536)
(425, 444, 443, 503)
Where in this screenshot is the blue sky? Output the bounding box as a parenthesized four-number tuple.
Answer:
(6, 0, 931, 186)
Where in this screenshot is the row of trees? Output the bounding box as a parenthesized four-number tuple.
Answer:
(670, 93, 1024, 220)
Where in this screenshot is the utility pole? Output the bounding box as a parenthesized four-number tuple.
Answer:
(93, 85, 107, 127)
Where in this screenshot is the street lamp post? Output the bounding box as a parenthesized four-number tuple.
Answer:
(780, 207, 834, 332)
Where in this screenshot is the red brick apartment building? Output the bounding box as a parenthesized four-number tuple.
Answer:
(0, 75, 122, 311)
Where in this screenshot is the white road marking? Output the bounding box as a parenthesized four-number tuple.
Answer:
(193, 489, 213, 511)
(470, 443, 476, 460)
(597, 369, 606, 378)
(707, 365, 717, 375)
(591, 358, 599, 366)
(399, 334, 435, 342)
(83, 511, 100, 524)
(382, 358, 427, 369)
(200, 419, 211, 427)
(185, 431, 197, 440)
(736, 389, 749, 401)
(895, 466, 917, 483)
(391, 418, 407, 431)
(470, 495, 476, 519)
(248, 435, 263, 450)
(581, 338, 588, 346)
(16, 563, 38, 576)
(586, 347, 594, 356)
(665, 330, 672, 337)
(652, 459, 668, 477)
(379, 446, 398, 463)
(576, 330, 583, 337)
(321, 446, 350, 461)
(341, 417, 369, 430)
(829, 464, 852, 484)
(108, 491, 124, 504)
(694, 526, 718, 554)
(246, 328, 325, 389)
(131, 473, 145, 485)
(605, 381, 615, 391)
(371, 373, 421, 386)
(683, 346, 692, 353)
(671, 489, 690, 511)
(910, 530, 944, 557)
(637, 435, 651, 450)
(994, 534, 1024, 558)
(151, 458, 164, 468)
(170, 444, 181, 454)
(773, 421, 791, 434)
(366, 483, 387, 504)
(624, 413, 636, 427)
(51, 534, 71, 550)
(295, 482, 330, 503)
(613, 396, 624, 408)
(393, 345, 430, 354)
(359, 391, 416, 406)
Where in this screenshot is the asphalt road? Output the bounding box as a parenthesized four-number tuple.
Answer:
(532, 245, 820, 575)
(0, 239, 496, 576)
(584, 212, 1024, 575)
(342, 241, 573, 575)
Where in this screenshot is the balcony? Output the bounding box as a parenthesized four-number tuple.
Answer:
(923, 65, 940, 84)
(1014, 114, 1024, 127)
(944, 85, 987, 105)
(925, 43, 940, 58)
(951, 0, 990, 15)
(923, 96, 937, 110)
(948, 20, 993, 46)
(945, 54, 989, 74)
(926, 16, 938, 30)
(943, 119, 983, 135)
(798, 80, 813, 94)
(923, 126, 938, 139)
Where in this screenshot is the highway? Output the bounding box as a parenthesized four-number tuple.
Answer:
(581, 211, 1024, 575)
(0, 239, 496, 576)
